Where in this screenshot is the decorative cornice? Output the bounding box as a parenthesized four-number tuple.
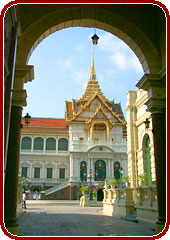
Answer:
(136, 73, 166, 114)
(14, 65, 34, 84)
(145, 97, 166, 114)
(136, 73, 165, 91)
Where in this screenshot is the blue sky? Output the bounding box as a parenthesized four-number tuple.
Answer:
(22, 27, 144, 119)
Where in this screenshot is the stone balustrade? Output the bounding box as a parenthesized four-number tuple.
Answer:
(103, 187, 134, 217)
(135, 185, 158, 226)
(136, 185, 157, 208)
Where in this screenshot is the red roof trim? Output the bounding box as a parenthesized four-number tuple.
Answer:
(21, 118, 66, 127)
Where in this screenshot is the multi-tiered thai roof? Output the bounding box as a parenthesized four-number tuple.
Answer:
(65, 45, 126, 123)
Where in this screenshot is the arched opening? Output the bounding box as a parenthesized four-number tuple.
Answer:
(58, 138, 68, 151)
(21, 137, 32, 150)
(95, 160, 106, 181)
(46, 138, 56, 151)
(114, 161, 121, 180)
(33, 137, 44, 150)
(143, 135, 152, 186)
(97, 189, 104, 201)
(80, 161, 87, 181)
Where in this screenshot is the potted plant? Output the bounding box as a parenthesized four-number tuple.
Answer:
(106, 178, 120, 188)
(80, 186, 89, 197)
(93, 192, 96, 199)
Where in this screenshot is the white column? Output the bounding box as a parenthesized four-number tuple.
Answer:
(91, 158, 94, 181)
(111, 158, 114, 178)
(31, 137, 34, 153)
(53, 162, 57, 180)
(30, 163, 33, 179)
(77, 159, 80, 181)
(43, 138, 46, 154)
(74, 159, 79, 179)
(108, 159, 112, 179)
(56, 137, 58, 154)
(106, 159, 109, 179)
(42, 164, 45, 181)
(70, 156, 73, 181)
(87, 156, 90, 182)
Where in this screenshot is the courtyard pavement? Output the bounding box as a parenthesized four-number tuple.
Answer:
(18, 200, 156, 237)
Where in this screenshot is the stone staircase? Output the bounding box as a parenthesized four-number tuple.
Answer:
(45, 182, 69, 196)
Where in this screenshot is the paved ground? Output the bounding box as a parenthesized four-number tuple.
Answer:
(18, 200, 156, 237)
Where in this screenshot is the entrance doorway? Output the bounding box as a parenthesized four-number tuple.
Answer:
(97, 189, 104, 201)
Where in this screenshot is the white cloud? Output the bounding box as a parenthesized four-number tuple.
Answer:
(98, 32, 143, 74)
(98, 33, 130, 53)
(75, 44, 84, 52)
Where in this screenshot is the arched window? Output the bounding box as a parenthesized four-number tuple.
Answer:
(58, 138, 68, 151)
(33, 137, 44, 150)
(95, 160, 106, 181)
(46, 138, 56, 150)
(114, 162, 121, 180)
(144, 135, 152, 186)
(80, 161, 87, 181)
(21, 137, 32, 150)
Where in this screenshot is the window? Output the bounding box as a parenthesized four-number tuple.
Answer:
(114, 162, 121, 180)
(21, 167, 28, 177)
(33, 137, 44, 150)
(47, 168, 53, 179)
(21, 137, 31, 150)
(46, 138, 56, 150)
(144, 135, 152, 186)
(59, 168, 65, 179)
(34, 168, 40, 178)
(95, 160, 106, 181)
(80, 161, 87, 181)
(58, 138, 68, 151)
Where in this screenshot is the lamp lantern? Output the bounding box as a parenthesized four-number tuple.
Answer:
(24, 113, 31, 126)
(144, 118, 150, 129)
(91, 33, 99, 45)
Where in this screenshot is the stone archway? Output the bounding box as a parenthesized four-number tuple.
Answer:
(16, 4, 165, 75)
(4, 3, 166, 235)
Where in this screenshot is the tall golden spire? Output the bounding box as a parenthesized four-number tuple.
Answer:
(90, 43, 96, 80)
(77, 35, 111, 106)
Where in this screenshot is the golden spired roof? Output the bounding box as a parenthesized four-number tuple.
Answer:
(77, 43, 111, 106)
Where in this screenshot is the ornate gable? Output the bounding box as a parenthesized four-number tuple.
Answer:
(67, 93, 125, 125)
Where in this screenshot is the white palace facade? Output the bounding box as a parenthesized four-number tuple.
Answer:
(19, 48, 128, 200)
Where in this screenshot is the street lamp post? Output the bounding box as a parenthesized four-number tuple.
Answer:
(83, 172, 86, 182)
(88, 169, 93, 200)
(120, 167, 124, 178)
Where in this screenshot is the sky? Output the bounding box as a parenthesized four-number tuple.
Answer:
(22, 27, 144, 120)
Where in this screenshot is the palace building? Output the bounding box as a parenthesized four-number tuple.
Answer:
(19, 43, 128, 200)
(4, 4, 166, 234)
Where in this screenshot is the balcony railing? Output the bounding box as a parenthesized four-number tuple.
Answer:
(70, 139, 127, 152)
(28, 178, 69, 186)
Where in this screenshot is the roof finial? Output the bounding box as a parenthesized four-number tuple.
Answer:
(90, 40, 96, 80)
